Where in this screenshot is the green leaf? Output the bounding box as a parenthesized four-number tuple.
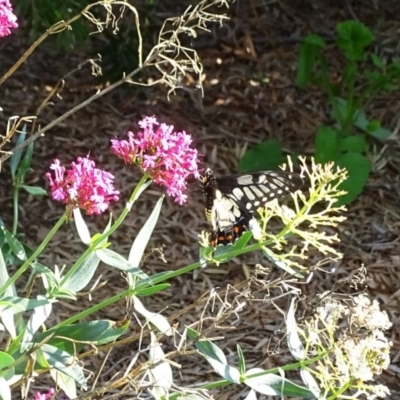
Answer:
(32, 262, 58, 290)
(1, 227, 26, 261)
(96, 248, 148, 279)
(244, 368, 314, 398)
(148, 332, 173, 398)
(18, 142, 34, 177)
(0, 352, 15, 380)
(336, 153, 371, 205)
(21, 295, 52, 352)
(73, 208, 91, 245)
(128, 196, 164, 270)
(238, 139, 285, 172)
(300, 369, 322, 398)
(296, 34, 326, 89)
(365, 119, 380, 132)
(370, 53, 385, 69)
(10, 129, 27, 179)
(342, 62, 357, 88)
(314, 126, 340, 163)
(36, 320, 129, 354)
(63, 252, 100, 293)
(21, 185, 47, 196)
(354, 111, 392, 140)
(237, 344, 246, 376)
(136, 283, 170, 297)
(339, 135, 367, 153)
(186, 327, 198, 341)
(133, 296, 172, 336)
(0, 248, 15, 297)
(40, 344, 87, 389)
(336, 20, 374, 60)
(0, 296, 54, 315)
(50, 370, 76, 400)
(286, 298, 305, 360)
(194, 337, 241, 384)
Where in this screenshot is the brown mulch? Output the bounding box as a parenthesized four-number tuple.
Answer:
(1, 0, 400, 398)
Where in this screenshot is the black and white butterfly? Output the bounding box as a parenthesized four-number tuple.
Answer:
(201, 168, 303, 246)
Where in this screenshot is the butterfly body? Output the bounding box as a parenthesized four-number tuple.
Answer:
(201, 168, 303, 246)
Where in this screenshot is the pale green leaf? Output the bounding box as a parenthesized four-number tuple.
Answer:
(148, 332, 173, 399)
(133, 297, 172, 336)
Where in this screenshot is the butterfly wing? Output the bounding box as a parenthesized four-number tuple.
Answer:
(215, 171, 303, 213)
(202, 169, 303, 246)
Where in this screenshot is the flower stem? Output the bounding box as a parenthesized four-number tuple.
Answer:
(0, 211, 69, 296)
(12, 186, 19, 236)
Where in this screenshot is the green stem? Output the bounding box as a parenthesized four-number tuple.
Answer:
(12, 186, 19, 236)
(139, 238, 277, 288)
(0, 211, 69, 296)
(52, 287, 135, 329)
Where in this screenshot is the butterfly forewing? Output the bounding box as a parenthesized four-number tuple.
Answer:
(215, 171, 302, 213)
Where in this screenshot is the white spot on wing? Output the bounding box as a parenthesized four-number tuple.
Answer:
(243, 186, 255, 200)
(250, 185, 263, 197)
(258, 175, 267, 183)
(237, 175, 254, 185)
(260, 184, 272, 194)
(232, 187, 244, 201)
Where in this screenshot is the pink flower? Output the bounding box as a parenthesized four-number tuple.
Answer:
(46, 156, 120, 215)
(111, 116, 200, 204)
(0, 0, 18, 37)
(34, 388, 55, 400)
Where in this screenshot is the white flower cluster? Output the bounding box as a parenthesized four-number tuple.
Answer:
(303, 294, 392, 399)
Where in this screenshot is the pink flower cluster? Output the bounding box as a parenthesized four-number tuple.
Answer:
(46, 156, 119, 215)
(111, 116, 200, 204)
(35, 388, 55, 400)
(0, 0, 17, 37)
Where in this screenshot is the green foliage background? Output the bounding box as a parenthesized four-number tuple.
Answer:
(15, 0, 160, 81)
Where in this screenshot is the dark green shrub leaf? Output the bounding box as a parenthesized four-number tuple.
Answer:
(239, 139, 285, 172)
(370, 53, 385, 69)
(336, 153, 371, 205)
(339, 135, 367, 153)
(336, 21, 374, 60)
(296, 34, 326, 89)
(314, 126, 340, 163)
(354, 111, 392, 140)
(366, 120, 380, 132)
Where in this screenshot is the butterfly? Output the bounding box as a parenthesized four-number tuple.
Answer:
(201, 168, 303, 246)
